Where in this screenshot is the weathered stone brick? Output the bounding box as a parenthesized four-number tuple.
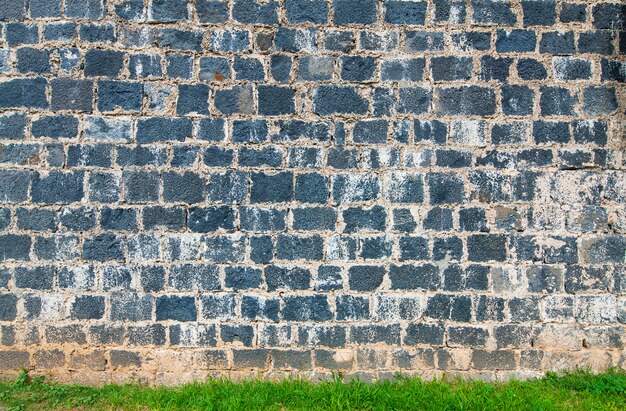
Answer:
(393, 348, 435, 370)
(398, 87, 431, 114)
(122, 172, 158, 204)
(110, 350, 141, 369)
(476, 296, 506, 322)
(592, 3, 625, 29)
(99, 207, 136, 232)
(348, 265, 385, 291)
(233, 0, 278, 24)
(79, 23, 116, 43)
(405, 31, 444, 51)
(83, 234, 124, 261)
(34, 349, 65, 369)
(84, 49, 124, 77)
(241, 295, 278, 322)
(70, 296, 105, 320)
(517, 58, 547, 80)
(136, 118, 193, 143)
(0, 78, 47, 108)
(376, 295, 422, 321)
(436, 86, 495, 116)
(45, 324, 86, 344)
(540, 31, 575, 55)
(292, 207, 336, 231)
(578, 31, 614, 55)
(502, 86, 534, 116)
(0, 351, 29, 370)
(150, 0, 189, 22)
(127, 324, 166, 346)
(359, 31, 400, 51)
(0, 295, 17, 321)
(283, 295, 333, 322)
(324, 235, 356, 260)
(166, 54, 193, 79)
(427, 173, 464, 205)
(432, 57, 473, 81)
(32, 115, 79, 139)
(522, 0, 556, 26)
(0, 171, 30, 203)
(313, 86, 368, 115)
(128, 54, 162, 79)
(385, 1, 427, 25)
(334, 295, 369, 321)
(341, 56, 376, 82)
(350, 324, 401, 345)
(468, 234, 507, 262)
(343, 206, 386, 233)
(0, 113, 27, 139)
(188, 207, 233, 233)
(258, 86, 296, 116)
(583, 87, 618, 116)
(65, 0, 103, 19)
(110, 293, 154, 321)
(584, 326, 623, 349)
(163, 172, 205, 204)
(16, 47, 51, 74)
(175, 84, 209, 115)
(381, 58, 424, 81)
(31, 171, 84, 204)
(334, 0, 377, 25)
(561, 3, 586, 23)
(198, 295, 235, 320)
(398, 236, 429, 261)
(471, 350, 516, 370)
(275, 28, 317, 52)
(527, 266, 562, 293)
(272, 349, 312, 370)
(352, 120, 387, 144)
(425, 294, 471, 322)
(276, 234, 323, 260)
(170, 324, 217, 347)
(157, 28, 203, 51)
(433, 237, 463, 261)
(389, 264, 439, 290)
(600, 58, 626, 82)
(405, 323, 444, 346)
(156, 295, 197, 322)
(472, 0, 516, 25)
(332, 175, 380, 204)
(143, 207, 185, 231)
(6, 23, 38, 46)
(221, 325, 255, 347)
(168, 264, 219, 291)
(196, 349, 230, 369)
(449, 326, 489, 348)
(315, 349, 354, 370)
(576, 296, 617, 324)
(234, 57, 264, 81)
(553, 57, 592, 81)
(0, 0, 26, 21)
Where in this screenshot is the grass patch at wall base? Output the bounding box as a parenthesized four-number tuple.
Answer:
(0, 369, 624, 410)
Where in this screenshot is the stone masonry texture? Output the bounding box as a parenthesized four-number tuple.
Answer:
(0, 0, 624, 385)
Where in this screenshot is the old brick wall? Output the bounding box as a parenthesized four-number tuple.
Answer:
(0, 0, 624, 384)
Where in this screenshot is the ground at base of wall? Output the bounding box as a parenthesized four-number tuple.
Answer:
(1, 346, 625, 386)
(0, 369, 624, 411)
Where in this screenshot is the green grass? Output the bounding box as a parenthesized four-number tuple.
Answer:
(0, 368, 624, 410)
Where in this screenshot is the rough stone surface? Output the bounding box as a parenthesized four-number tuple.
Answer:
(0, 0, 624, 384)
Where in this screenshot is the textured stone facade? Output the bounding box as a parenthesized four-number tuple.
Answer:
(0, 0, 624, 384)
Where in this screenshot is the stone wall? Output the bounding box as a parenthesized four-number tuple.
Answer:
(0, 0, 624, 384)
